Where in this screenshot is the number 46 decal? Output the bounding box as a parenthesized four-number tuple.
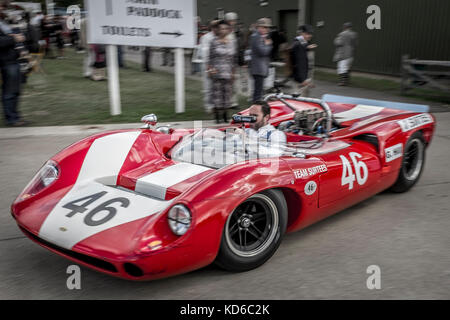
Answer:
(63, 191, 130, 227)
(340, 152, 368, 190)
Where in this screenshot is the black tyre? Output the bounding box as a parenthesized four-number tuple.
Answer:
(215, 189, 287, 272)
(390, 131, 426, 193)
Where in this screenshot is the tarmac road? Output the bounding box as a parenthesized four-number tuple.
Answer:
(0, 113, 449, 300)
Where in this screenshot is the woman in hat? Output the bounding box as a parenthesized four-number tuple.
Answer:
(207, 20, 235, 123)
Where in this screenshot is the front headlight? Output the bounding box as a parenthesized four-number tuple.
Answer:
(18, 160, 60, 201)
(168, 204, 191, 236)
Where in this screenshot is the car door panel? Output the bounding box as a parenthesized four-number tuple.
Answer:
(318, 142, 382, 208)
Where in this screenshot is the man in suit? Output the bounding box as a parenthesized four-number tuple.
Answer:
(249, 18, 273, 102)
(290, 24, 316, 97)
(0, 6, 28, 126)
(333, 22, 358, 86)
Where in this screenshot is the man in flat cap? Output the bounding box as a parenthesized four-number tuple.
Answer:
(249, 18, 273, 102)
(333, 22, 358, 86)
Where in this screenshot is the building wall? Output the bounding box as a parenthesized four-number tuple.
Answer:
(308, 0, 450, 75)
(196, 0, 450, 75)
(197, 0, 299, 31)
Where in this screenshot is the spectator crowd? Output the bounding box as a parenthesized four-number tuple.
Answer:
(0, 2, 84, 126)
(194, 12, 358, 123)
(0, 3, 358, 126)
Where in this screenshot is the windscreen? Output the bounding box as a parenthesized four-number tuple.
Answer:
(169, 129, 350, 169)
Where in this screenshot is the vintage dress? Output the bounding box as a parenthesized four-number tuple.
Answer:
(208, 37, 235, 110)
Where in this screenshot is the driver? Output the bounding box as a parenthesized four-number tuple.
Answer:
(245, 101, 287, 144)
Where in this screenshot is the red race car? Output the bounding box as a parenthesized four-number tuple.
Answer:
(11, 94, 435, 280)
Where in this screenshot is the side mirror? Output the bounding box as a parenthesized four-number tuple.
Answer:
(156, 126, 171, 134)
(141, 114, 158, 129)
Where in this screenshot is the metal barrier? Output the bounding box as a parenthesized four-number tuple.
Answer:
(401, 55, 450, 94)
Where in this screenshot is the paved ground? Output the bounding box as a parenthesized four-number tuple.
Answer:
(0, 113, 449, 299)
(0, 66, 449, 299)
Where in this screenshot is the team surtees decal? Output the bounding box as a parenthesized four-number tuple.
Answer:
(293, 164, 328, 179)
(397, 114, 433, 132)
(340, 152, 368, 190)
(385, 143, 403, 162)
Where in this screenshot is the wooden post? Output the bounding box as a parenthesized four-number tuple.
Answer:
(106, 45, 122, 115)
(175, 48, 185, 113)
(401, 55, 409, 94)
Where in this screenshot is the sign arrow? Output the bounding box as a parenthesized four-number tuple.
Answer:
(159, 31, 184, 37)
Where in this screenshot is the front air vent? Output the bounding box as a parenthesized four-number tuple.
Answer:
(123, 263, 144, 277)
(20, 227, 118, 273)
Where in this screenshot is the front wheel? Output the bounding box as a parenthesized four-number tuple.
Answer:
(390, 131, 426, 193)
(215, 189, 287, 272)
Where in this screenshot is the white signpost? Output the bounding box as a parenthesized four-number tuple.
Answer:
(85, 0, 197, 115)
(46, 0, 54, 15)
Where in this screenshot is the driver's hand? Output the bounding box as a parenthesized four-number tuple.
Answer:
(233, 128, 245, 135)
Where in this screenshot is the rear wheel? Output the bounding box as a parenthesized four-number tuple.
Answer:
(390, 131, 426, 193)
(215, 189, 287, 272)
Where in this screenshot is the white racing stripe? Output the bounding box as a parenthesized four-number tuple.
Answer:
(135, 162, 212, 199)
(334, 105, 384, 122)
(39, 132, 214, 249)
(39, 182, 172, 249)
(75, 131, 140, 185)
(39, 131, 154, 249)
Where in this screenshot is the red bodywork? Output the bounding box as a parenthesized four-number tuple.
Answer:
(11, 99, 436, 280)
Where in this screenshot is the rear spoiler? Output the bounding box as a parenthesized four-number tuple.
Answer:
(322, 94, 429, 113)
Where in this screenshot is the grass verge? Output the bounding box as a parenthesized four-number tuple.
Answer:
(5, 50, 209, 128)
